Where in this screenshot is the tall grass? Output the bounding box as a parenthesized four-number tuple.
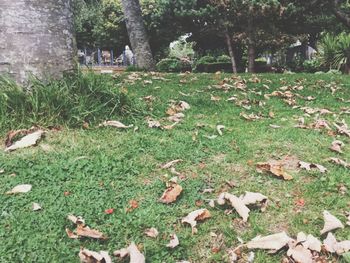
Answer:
(0, 72, 143, 130)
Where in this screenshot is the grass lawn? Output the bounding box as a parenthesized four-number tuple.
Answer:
(1, 72, 350, 262)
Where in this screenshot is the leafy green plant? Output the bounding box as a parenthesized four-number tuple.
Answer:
(319, 33, 350, 72)
(0, 72, 143, 130)
(156, 58, 191, 72)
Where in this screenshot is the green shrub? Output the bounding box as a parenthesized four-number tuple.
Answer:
(319, 33, 350, 71)
(216, 55, 231, 63)
(195, 55, 216, 65)
(303, 59, 325, 73)
(156, 58, 191, 72)
(0, 72, 143, 130)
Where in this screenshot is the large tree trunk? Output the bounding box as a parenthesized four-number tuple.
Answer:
(224, 32, 237, 74)
(0, 0, 76, 83)
(247, 18, 255, 73)
(121, 0, 155, 70)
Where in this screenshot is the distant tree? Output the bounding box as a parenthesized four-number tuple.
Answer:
(120, 0, 155, 70)
(332, 0, 350, 28)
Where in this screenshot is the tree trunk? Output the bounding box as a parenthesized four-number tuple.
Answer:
(0, 0, 76, 83)
(224, 32, 237, 74)
(247, 18, 255, 73)
(332, 0, 350, 28)
(121, 0, 155, 70)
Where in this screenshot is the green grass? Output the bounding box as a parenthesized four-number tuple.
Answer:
(1, 72, 350, 262)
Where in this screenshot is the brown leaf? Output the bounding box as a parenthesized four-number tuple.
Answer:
(127, 199, 139, 212)
(144, 228, 159, 238)
(328, 157, 350, 168)
(299, 161, 327, 173)
(79, 248, 112, 263)
(76, 225, 107, 239)
(113, 242, 145, 263)
(160, 159, 182, 169)
(330, 140, 344, 154)
(287, 242, 313, 263)
(147, 119, 161, 128)
(247, 232, 292, 251)
(159, 184, 183, 204)
(32, 202, 42, 211)
(99, 121, 133, 129)
(256, 162, 293, 180)
(182, 209, 211, 234)
(297, 232, 322, 252)
(6, 184, 32, 194)
(217, 192, 250, 222)
(321, 210, 344, 235)
(5, 130, 44, 152)
(240, 192, 268, 206)
(166, 233, 179, 248)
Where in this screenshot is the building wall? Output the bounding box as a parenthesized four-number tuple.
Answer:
(0, 0, 75, 83)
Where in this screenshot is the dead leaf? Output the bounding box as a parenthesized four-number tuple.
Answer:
(99, 121, 133, 129)
(240, 192, 268, 206)
(144, 228, 158, 238)
(328, 157, 350, 168)
(334, 121, 350, 137)
(217, 192, 250, 222)
(159, 184, 183, 204)
(113, 242, 145, 263)
(147, 119, 161, 128)
(6, 184, 32, 194)
(166, 233, 179, 248)
(5, 130, 44, 152)
(32, 202, 42, 211)
(323, 232, 337, 253)
(247, 232, 292, 251)
(216, 125, 225, 136)
(297, 232, 322, 252)
(330, 140, 344, 154)
(79, 248, 112, 263)
(287, 242, 313, 263)
(321, 210, 344, 235)
(182, 209, 211, 234)
(67, 214, 85, 225)
(66, 215, 106, 240)
(256, 162, 293, 180)
(299, 161, 327, 173)
(160, 159, 182, 169)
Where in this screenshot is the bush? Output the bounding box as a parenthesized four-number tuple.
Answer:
(195, 62, 232, 73)
(216, 55, 231, 63)
(195, 55, 216, 65)
(302, 59, 325, 73)
(319, 33, 350, 71)
(0, 72, 142, 130)
(156, 58, 191, 72)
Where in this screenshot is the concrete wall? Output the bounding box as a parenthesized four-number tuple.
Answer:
(0, 0, 75, 83)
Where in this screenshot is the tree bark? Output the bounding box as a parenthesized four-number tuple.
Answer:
(224, 32, 237, 74)
(121, 0, 155, 70)
(247, 18, 255, 73)
(332, 0, 350, 28)
(0, 0, 76, 83)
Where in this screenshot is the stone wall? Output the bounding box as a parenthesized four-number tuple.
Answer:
(0, 0, 75, 83)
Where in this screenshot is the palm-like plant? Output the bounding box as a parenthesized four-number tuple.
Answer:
(319, 33, 350, 72)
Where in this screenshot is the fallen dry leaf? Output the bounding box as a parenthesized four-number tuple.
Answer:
(247, 232, 291, 251)
(256, 162, 293, 180)
(299, 161, 327, 173)
(99, 120, 133, 129)
(216, 125, 225, 136)
(323, 233, 350, 255)
(32, 202, 42, 211)
(321, 210, 344, 235)
(5, 130, 44, 152)
(182, 209, 211, 234)
(66, 215, 106, 240)
(144, 227, 159, 238)
(297, 232, 322, 252)
(79, 248, 112, 263)
(166, 233, 179, 248)
(160, 159, 182, 169)
(6, 184, 32, 194)
(330, 140, 344, 154)
(114, 242, 145, 263)
(159, 184, 183, 204)
(334, 121, 350, 137)
(217, 192, 250, 222)
(328, 157, 350, 168)
(240, 192, 268, 206)
(287, 242, 313, 263)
